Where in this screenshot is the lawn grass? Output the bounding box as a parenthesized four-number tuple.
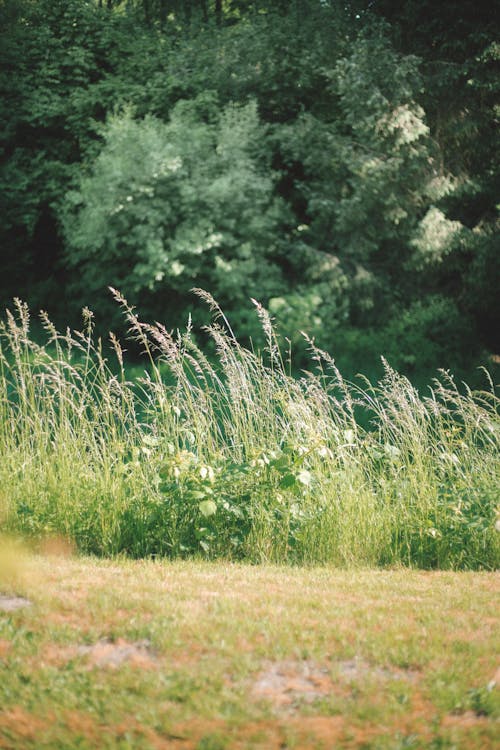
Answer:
(0, 547, 498, 749)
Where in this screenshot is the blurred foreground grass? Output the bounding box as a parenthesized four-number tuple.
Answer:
(0, 546, 498, 749)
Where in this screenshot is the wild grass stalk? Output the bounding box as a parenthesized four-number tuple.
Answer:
(0, 294, 498, 568)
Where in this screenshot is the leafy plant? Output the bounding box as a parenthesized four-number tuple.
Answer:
(0, 294, 498, 568)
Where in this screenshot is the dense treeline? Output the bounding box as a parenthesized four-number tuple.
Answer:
(0, 0, 498, 379)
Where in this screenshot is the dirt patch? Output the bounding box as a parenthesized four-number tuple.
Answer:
(41, 639, 213, 673)
(252, 659, 335, 711)
(252, 658, 419, 714)
(77, 638, 157, 669)
(40, 638, 159, 670)
(0, 594, 31, 612)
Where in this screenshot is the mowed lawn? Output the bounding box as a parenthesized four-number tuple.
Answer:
(0, 551, 498, 749)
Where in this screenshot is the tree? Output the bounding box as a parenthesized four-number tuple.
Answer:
(1, 0, 497, 377)
(62, 97, 289, 333)
(372, 1, 500, 351)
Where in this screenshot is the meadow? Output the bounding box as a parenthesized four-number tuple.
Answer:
(0, 294, 498, 749)
(0, 291, 498, 569)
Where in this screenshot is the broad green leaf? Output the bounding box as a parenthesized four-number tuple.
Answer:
(189, 491, 208, 501)
(271, 455, 290, 471)
(199, 499, 217, 517)
(279, 473, 297, 489)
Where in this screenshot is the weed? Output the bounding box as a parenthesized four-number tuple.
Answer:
(0, 293, 498, 568)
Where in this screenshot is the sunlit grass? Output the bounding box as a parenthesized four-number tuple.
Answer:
(0, 555, 498, 749)
(0, 292, 498, 568)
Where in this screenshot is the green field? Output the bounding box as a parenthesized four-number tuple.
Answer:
(0, 551, 498, 749)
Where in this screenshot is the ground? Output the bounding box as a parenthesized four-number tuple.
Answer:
(0, 545, 498, 749)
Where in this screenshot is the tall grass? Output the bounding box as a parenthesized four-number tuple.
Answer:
(0, 293, 498, 568)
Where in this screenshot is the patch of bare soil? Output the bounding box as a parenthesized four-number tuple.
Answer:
(0, 594, 31, 612)
(77, 638, 157, 669)
(251, 659, 336, 711)
(39, 639, 159, 670)
(252, 658, 419, 714)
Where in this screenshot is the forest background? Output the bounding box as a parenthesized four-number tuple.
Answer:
(0, 0, 498, 384)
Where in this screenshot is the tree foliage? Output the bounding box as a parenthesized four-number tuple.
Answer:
(0, 0, 498, 376)
(63, 97, 288, 329)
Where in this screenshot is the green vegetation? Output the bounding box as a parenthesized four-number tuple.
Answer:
(1, 296, 498, 568)
(0, 553, 498, 749)
(1, 8, 498, 747)
(0, 0, 498, 380)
